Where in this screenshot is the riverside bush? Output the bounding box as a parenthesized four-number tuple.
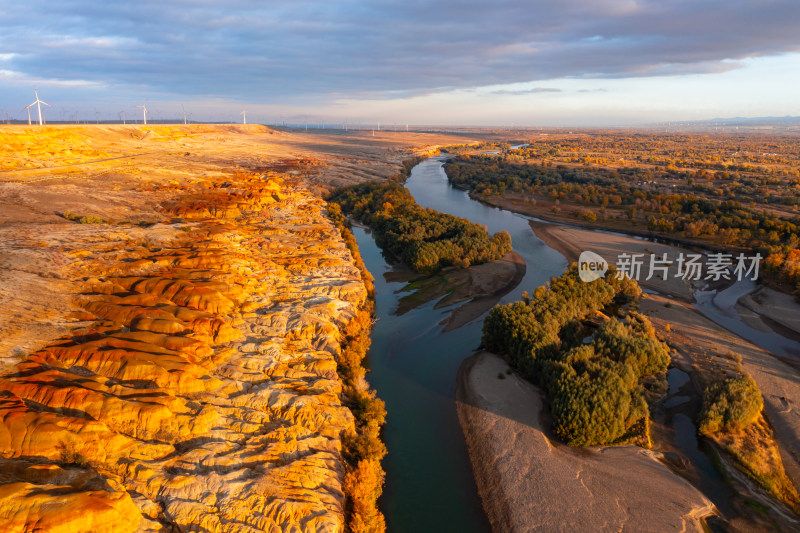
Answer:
(699, 375, 763, 435)
(328, 203, 386, 533)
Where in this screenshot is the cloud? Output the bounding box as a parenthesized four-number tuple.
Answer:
(0, 0, 797, 103)
(0, 68, 106, 89)
(491, 87, 562, 95)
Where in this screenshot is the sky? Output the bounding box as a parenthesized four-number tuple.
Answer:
(1, 0, 799, 126)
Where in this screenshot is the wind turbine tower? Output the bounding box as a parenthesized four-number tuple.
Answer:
(136, 103, 148, 125)
(26, 88, 51, 125)
(241, 110, 247, 125)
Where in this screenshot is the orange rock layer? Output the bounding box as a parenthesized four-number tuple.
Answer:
(0, 174, 367, 532)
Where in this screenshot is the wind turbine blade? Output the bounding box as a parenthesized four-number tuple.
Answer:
(40, 101, 52, 107)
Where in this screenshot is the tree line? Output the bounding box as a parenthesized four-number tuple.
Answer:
(328, 182, 511, 274)
(445, 154, 800, 296)
(328, 202, 387, 532)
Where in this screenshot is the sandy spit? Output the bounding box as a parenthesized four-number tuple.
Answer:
(456, 351, 715, 533)
(444, 251, 526, 332)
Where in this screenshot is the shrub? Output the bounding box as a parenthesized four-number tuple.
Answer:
(328, 202, 386, 532)
(62, 211, 107, 224)
(57, 440, 88, 466)
(699, 375, 763, 435)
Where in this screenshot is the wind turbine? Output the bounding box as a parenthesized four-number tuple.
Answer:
(182, 104, 187, 125)
(26, 88, 51, 125)
(136, 103, 148, 125)
(240, 110, 246, 125)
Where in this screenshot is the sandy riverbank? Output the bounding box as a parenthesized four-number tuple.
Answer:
(443, 250, 526, 331)
(526, 217, 800, 495)
(528, 219, 698, 300)
(456, 351, 715, 532)
(386, 250, 526, 331)
(741, 285, 800, 340)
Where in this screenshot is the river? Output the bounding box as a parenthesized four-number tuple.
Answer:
(351, 155, 796, 531)
(695, 279, 800, 359)
(352, 156, 564, 531)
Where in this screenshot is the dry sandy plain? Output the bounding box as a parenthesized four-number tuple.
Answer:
(0, 125, 470, 367)
(0, 124, 473, 532)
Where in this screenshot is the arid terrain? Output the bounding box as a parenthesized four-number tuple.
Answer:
(0, 125, 472, 531)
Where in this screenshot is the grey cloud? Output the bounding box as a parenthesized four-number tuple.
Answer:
(1, 0, 798, 102)
(491, 88, 562, 95)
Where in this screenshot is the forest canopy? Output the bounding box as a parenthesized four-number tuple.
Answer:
(329, 182, 511, 274)
(482, 266, 670, 446)
(443, 135, 800, 297)
(699, 375, 763, 436)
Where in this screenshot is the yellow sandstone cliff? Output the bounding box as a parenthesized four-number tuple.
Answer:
(0, 170, 368, 531)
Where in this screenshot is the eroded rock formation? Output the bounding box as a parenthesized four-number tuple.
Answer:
(0, 173, 367, 531)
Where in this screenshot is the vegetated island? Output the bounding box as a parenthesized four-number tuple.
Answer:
(483, 265, 667, 446)
(460, 263, 800, 530)
(458, 266, 716, 531)
(328, 181, 525, 329)
(328, 181, 511, 274)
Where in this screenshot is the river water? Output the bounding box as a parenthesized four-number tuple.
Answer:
(352, 156, 564, 531)
(695, 279, 800, 359)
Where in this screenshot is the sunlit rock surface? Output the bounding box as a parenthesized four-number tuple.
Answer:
(0, 173, 366, 532)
